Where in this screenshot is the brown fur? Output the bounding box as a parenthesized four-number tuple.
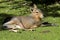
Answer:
(3, 4, 43, 32)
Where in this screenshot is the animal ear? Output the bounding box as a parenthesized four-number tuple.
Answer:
(30, 7, 33, 12)
(33, 4, 37, 9)
(30, 4, 37, 13)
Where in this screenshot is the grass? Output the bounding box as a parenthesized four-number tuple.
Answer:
(0, 0, 60, 40)
(0, 23, 60, 40)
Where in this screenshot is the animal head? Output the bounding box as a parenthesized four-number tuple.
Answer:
(30, 4, 44, 19)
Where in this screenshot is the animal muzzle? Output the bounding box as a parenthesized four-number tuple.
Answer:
(40, 14, 44, 18)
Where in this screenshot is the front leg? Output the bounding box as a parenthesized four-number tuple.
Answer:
(27, 25, 37, 31)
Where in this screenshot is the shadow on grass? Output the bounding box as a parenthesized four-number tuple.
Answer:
(0, 13, 14, 30)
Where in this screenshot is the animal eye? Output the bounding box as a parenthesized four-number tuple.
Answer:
(36, 12, 38, 13)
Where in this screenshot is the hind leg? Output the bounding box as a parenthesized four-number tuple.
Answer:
(3, 19, 24, 29)
(9, 29, 19, 32)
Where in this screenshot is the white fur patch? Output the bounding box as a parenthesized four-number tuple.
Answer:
(40, 14, 44, 18)
(15, 25, 24, 29)
(9, 30, 19, 32)
(15, 25, 21, 28)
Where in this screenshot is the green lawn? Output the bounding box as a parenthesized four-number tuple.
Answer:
(0, 0, 60, 40)
(0, 17, 60, 40)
